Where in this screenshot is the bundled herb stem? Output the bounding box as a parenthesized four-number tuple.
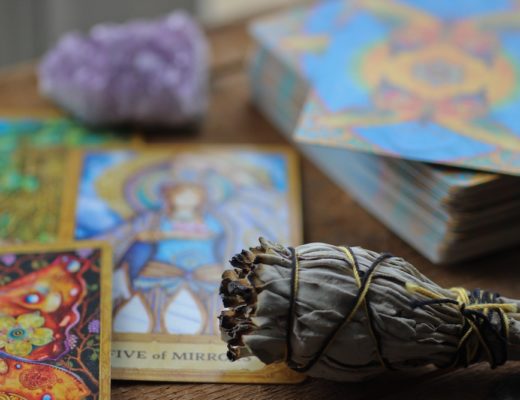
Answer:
(219, 238, 520, 381)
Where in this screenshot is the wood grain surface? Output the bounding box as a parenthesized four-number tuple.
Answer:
(1, 21, 519, 400)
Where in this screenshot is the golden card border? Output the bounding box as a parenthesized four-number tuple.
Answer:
(58, 144, 305, 383)
(0, 241, 113, 399)
(111, 334, 304, 383)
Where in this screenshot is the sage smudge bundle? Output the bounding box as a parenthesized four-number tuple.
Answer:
(219, 238, 520, 381)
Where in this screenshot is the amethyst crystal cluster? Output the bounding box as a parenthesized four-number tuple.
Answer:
(39, 11, 209, 127)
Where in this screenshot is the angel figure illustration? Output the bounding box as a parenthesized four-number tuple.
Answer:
(114, 182, 225, 335)
(76, 150, 291, 336)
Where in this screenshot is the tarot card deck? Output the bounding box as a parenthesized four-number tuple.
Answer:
(249, 0, 520, 263)
(0, 242, 112, 400)
(60, 145, 304, 383)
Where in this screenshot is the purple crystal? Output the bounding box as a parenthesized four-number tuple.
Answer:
(39, 11, 209, 127)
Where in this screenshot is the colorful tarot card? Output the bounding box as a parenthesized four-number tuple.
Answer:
(0, 118, 139, 243)
(250, 3, 503, 184)
(60, 145, 304, 383)
(0, 241, 112, 399)
(287, 0, 520, 175)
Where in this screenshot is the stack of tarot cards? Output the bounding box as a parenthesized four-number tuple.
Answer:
(0, 117, 304, 396)
(249, 0, 520, 264)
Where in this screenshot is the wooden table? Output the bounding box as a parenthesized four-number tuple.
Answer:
(1, 21, 519, 400)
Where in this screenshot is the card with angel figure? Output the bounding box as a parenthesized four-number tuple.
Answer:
(0, 241, 112, 399)
(61, 145, 303, 383)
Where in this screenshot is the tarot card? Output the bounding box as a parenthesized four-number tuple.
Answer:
(0, 118, 140, 243)
(290, 1, 520, 175)
(61, 145, 304, 383)
(0, 241, 112, 399)
(250, 7, 520, 263)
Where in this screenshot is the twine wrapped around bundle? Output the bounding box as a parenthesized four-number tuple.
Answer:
(219, 238, 520, 381)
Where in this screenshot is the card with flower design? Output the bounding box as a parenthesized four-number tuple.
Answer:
(60, 145, 304, 383)
(0, 241, 112, 399)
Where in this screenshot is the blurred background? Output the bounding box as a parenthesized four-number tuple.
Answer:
(0, 0, 304, 68)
